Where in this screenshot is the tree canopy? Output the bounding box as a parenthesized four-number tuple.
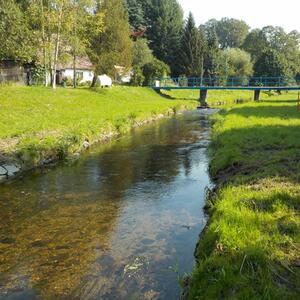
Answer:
(1, 0, 300, 89)
(88, 0, 133, 78)
(0, 0, 34, 62)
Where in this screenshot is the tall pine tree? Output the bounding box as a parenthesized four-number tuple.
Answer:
(125, 0, 145, 31)
(203, 24, 221, 83)
(145, 0, 184, 75)
(179, 13, 206, 77)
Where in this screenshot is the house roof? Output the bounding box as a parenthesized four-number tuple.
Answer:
(57, 56, 93, 70)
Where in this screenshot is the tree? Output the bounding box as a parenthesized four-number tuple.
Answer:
(254, 49, 290, 77)
(132, 38, 153, 67)
(243, 26, 300, 76)
(242, 29, 268, 61)
(125, 0, 145, 31)
(28, 0, 76, 88)
(142, 57, 170, 85)
(88, 0, 133, 84)
(68, 0, 97, 88)
(179, 13, 206, 77)
(131, 38, 154, 86)
(214, 18, 249, 49)
(145, 0, 184, 75)
(223, 48, 253, 77)
(203, 25, 222, 81)
(0, 0, 34, 62)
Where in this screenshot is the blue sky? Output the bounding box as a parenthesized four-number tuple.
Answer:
(178, 0, 300, 32)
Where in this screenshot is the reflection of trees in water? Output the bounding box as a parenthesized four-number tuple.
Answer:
(95, 115, 207, 194)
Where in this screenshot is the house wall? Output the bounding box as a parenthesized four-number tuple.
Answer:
(0, 61, 26, 84)
(62, 69, 94, 83)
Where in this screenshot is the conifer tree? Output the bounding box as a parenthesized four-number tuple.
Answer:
(145, 0, 184, 75)
(203, 25, 221, 83)
(125, 0, 145, 31)
(179, 13, 206, 77)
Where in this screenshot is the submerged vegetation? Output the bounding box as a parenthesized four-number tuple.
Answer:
(0, 86, 197, 168)
(188, 91, 300, 299)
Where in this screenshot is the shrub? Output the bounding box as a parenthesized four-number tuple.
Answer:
(142, 58, 170, 86)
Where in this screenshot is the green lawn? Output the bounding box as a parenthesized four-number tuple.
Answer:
(162, 89, 254, 105)
(0, 86, 197, 166)
(188, 91, 300, 299)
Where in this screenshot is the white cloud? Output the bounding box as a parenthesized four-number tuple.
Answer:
(178, 0, 300, 32)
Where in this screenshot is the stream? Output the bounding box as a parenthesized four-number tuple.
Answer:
(0, 110, 214, 300)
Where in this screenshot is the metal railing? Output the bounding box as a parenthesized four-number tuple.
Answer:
(153, 76, 300, 88)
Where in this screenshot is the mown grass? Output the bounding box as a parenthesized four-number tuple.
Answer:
(162, 89, 254, 106)
(188, 91, 300, 299)
(0, 86, 197, 167)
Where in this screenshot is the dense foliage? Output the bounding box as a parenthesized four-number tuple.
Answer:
(1, 0, 300, 87)
(88, 0, 132, 79)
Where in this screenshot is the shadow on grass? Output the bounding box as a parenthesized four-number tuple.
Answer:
(154, 90, 176, 100)
(209, 123, 300, 184)
(261, 99, 299, 104)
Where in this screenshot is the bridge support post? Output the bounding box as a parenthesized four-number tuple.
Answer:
(254, 90, 260, 101)
(199, 89, 208, 107)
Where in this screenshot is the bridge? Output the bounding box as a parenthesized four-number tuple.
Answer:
(152, 76, 300, 105)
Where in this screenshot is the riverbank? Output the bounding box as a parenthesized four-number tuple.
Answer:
(0, 86, 198, 181)
(188, 91, 300, 299)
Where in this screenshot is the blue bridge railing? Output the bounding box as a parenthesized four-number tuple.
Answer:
(153, 76, 300, 89)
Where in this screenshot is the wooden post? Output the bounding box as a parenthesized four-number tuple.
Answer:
(254, 90, 260, 101)
(199, 89, 208, 107)
(297, 92, 300, 111)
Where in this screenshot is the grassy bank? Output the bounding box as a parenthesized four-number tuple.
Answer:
(188, 91, 300, 299)
(0, 86, 197, 169)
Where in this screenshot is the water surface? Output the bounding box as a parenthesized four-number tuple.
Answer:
(0, 110, 213, 299)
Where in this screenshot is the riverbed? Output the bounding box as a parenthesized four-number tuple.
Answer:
(0, 110, 214, 299)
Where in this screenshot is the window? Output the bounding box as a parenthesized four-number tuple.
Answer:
(76, 71, 83, 80)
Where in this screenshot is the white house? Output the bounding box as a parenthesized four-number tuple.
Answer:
(57, 57, 94, 84)
(56, 57, 131, 86)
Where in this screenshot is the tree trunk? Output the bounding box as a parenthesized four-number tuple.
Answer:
(199, 89, 208, 107)
(72, 3, 77, 89)
(40, 0, 48, 86)
(73, 53, 77, 88)
(52, 2, 64, 89)
(91, 74, 98, 88)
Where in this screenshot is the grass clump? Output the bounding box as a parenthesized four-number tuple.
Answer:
(188, 91, 300, 299)
(0, 86, 197, 167)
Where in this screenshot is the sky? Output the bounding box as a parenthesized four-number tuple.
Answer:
(178, 0, 300, 32)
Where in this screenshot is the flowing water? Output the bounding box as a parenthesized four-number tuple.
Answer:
(0, 110, 214, 300)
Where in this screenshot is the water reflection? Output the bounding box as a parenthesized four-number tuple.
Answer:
(0, 110, 213, 299)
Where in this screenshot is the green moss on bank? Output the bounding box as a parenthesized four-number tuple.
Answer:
(188, 92, 300, 299)
(0, 86, 197, 167)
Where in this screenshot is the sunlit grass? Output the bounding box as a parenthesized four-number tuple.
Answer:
(0, 86, 197, 165)
(188, 91, 300, 299)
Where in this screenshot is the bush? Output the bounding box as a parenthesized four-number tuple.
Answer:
(142, 58, 170, 86)
(130, 66, 145, 86)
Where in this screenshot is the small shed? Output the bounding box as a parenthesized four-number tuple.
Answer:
(0, 60, 27, 85)
(98, 74, 112, 87)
